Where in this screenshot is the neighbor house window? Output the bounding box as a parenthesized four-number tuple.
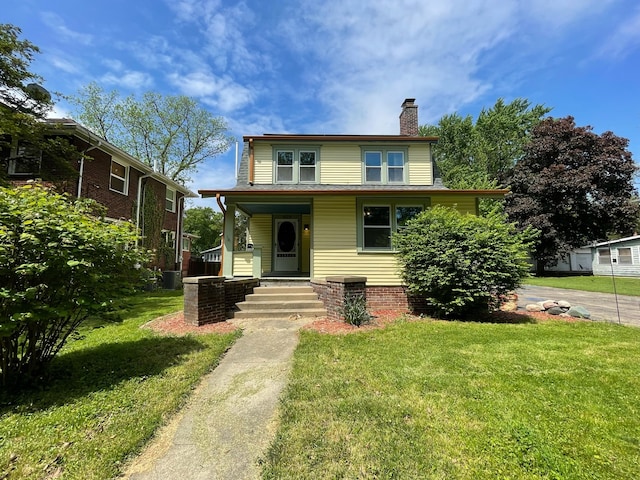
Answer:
(274, 147, 319, 183)
(166, 187, 176, 212)
(358, 199, 427, 251)
(5, 141, 41, 175)
(109, 160, 128, 194)
(362, 148, 407, 184)
(618, 247, 632, 265)
(598, 248, 611, 265)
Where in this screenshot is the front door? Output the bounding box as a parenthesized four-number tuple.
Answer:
(274, 218, 299, 272)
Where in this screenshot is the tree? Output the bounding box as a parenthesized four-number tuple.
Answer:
(0, 184, 148, 387)
(0, 24, 81, 185)
(70, 82, 234, 184)
(420, 98, 551, 189)
(393, 205, 535, 319)
(183, 207, 223, 256)
(504, 116, 640, 274)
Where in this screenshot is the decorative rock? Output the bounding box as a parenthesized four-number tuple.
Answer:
(526, 304, 544, 312)
(547, 306, 565, 315)
(567, 306, 591, 319)
(542, 300, 559, 310)
(557, 300, 571, 308)
(559, 313, 572, 318)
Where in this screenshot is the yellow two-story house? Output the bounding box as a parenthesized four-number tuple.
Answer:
(200, 99, 506, 311)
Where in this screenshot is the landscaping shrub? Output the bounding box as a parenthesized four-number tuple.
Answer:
(393, 205, 535, 318)
(0, 184, 148, 387)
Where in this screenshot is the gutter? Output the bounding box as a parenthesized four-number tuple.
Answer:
(77, 140, 102, 199)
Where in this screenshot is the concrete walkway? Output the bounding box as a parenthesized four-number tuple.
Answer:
(124, 316, 312, 480)
(517, 285, 640, 327)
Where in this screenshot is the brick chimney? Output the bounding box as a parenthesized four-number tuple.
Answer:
(399, 98, 418, 136)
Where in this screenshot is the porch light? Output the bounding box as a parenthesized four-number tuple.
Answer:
(304, 224, 310, 231)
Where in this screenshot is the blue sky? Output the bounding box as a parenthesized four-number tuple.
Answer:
(5, 0, 640, 207)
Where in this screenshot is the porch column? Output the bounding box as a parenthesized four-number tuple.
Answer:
(223, 203, 235, 278)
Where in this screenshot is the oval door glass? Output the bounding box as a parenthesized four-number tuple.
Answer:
(277, 221, 296, 252)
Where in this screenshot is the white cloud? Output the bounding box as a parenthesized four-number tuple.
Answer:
(167, 71, 254, 112)
(49, 54, 82, 75)
(101, 71, 154, 90)
(596, 7, 640, 59)
(40, 12, 93, 45)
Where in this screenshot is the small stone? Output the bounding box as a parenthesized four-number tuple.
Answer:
(547, 306, 564, 315)
(542, 300, 559, 310)
(567, 306, 591, 319)
(526, 304, 544, 312)
(559, 313, 571, 318)
(557, 300, 571, 308)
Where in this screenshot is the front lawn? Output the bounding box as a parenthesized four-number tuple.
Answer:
(264, 319, 640, 479)
(0, 290, 240, 480)
(525, 275, 640, 296)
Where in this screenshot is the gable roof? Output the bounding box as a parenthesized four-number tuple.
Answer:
(44, 118, 198, 198)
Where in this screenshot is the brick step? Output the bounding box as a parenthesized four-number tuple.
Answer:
(233, 308, 327, 320)
(236, 300, 325, 311)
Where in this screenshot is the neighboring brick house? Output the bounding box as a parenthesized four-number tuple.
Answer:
(2, 119, 197, 271)
(199, 98, 508, 312)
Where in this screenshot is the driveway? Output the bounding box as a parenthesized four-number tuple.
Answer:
(517, 285, 640, 327)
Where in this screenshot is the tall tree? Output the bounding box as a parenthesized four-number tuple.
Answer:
(0, 24, 80, 184)
(420, 98, 551, 188)
(183, 206, 223, 256)
(504, 116, 640, 274)
(70, 82, 233, 184)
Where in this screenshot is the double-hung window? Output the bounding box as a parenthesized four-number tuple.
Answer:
(358, 199, 428, 250)
(618, 247, 633, 265)
(166, 187, 176, 212)
(110, 160, 128, 194)
(362, 148, 406, 184)
(3, 140, 42, 175)
(598, 248, 611, 265)
(274, 147, 319, 183)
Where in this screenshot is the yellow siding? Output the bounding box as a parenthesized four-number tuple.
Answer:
(301, 213, 311, 273)
(319, 144, 362, 184)
(248, 214, 272, 274)
(408, 144, 432, 185)
(253, 144, 273, 184)
(431, 194, 477, 214)
(233, 251, 253, 276)
(313, 196, 403, 286)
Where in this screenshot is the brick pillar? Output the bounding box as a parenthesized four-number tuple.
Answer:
(183, 276, 226, 326)
(325, 276, 367, 321)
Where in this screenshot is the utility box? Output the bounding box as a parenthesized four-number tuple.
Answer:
(162, 270, 182, 290)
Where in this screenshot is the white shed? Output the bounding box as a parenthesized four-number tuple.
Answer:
(591, 235, 640, 277)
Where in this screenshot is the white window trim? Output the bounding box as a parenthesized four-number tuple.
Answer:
(617, 247, 633, 265)
(109, 160, 129, 195)
(273, 146, 320, 184)
(7, 142, 42, 175)
(165, 187, 176, 212)
(361, 147, 407, 184)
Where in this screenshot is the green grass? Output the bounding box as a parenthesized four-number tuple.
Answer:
(0, 290, 240, 480)
(264, 319, 640, 479)
(525, 275, 640, 296)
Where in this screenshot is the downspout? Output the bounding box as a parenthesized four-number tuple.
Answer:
(216, 193, 226, 276)
(248, 138, 255, 186)
(136, 173, 154, 247)
(78, 140, 102, 199)
(175, 194, 185, 268)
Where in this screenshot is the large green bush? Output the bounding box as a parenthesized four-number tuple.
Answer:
(0, 184, 148, 387)
(393, 205, 535, 319)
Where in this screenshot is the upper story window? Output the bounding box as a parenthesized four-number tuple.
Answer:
(274, 147, 319, 184)
(166, 187, 176, 212)
(362, 148, 406, 184)
(110, 160, 128, 195)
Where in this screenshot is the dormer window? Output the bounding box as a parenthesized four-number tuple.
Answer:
(274, 147, 319, 184)
(362, 148, 406, 184)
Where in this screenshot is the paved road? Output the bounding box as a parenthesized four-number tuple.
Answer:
(517, 285, 640, 327)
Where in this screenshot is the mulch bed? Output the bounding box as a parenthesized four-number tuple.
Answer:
(143, 308, 582, 337)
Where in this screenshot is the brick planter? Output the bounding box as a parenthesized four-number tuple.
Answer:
(183, 276, 226, 326)
(312, 276, 367, 321)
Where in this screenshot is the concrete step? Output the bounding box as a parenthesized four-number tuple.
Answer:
(246, 292, 319, 302)
(253, 286, 314, 295)
(236, 300, 325, 311)
(233, 308, 327, 320)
